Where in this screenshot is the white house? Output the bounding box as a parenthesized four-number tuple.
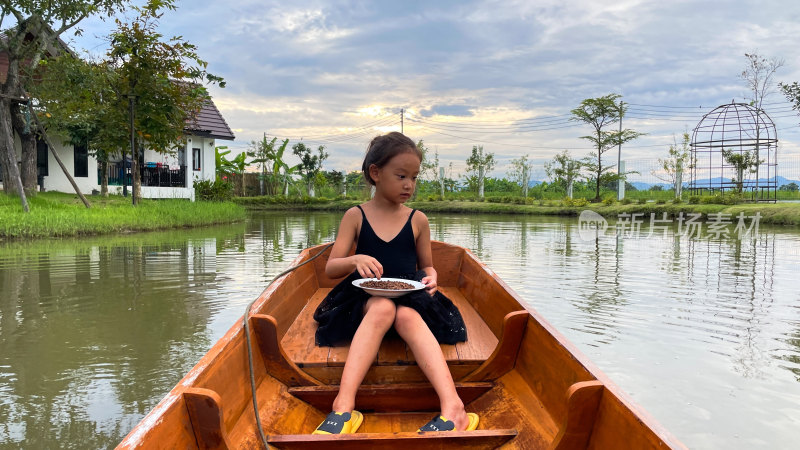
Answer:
(5, 98, 235, 201)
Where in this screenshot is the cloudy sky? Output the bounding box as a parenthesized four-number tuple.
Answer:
(69, 0, 800, 179)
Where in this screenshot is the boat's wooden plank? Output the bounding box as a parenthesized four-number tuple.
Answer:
(513, 316, 594, 425)
(251, 314, 323, 386)
(227, 372, 327, 448)
(468, 370, 557, 449)
(431, 241, 464, 287)
(439, 286, 497, 363)
(281, 289, 331, 365)
(260, 264, 319, 338)
(358, 412, 431, 433)
(302, 363, 480, 385)
(193, 329, 268, 436)
(117, 393, 200, 449)
(456, 252, 526, 338)
(326, 343, 352, 366)
(551, 381, 604, 450)
(266, 429, 518, 449)
(461, 310, 528, 381)
(314, 242, 355, 289)
(287, 382, 494, 412)
(585, 387, 685, 450)
(377, 336, 409, 365)
(183, 388, 233, 450)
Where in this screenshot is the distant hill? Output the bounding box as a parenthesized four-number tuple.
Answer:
(529, 176, 799, 190)
(628, 175, 800, 190)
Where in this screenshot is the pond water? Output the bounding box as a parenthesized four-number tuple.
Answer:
(1, 211, 799, 449)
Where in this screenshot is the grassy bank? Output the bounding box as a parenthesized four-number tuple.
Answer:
(0, 192, 246, 239)
(235, 196, 800, 227)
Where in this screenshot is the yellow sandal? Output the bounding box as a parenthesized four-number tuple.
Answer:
(418, 413, 479, 432)
(312, 410, 363, 434)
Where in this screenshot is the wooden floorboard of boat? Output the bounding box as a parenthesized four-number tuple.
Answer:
(288, 382, 494, 413)
(266, 429, 518, 449)
(281, 287, 498, 369)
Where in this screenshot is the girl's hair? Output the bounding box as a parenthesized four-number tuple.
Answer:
(362, 132, 421, 185)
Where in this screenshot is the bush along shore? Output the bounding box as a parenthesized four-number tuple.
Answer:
(234, 195, 800, 227)
(1, 192, 246, 239)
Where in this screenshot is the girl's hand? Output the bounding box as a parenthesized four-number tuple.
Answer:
(353, 255, 383, 279)
(421, 274, 438, 296)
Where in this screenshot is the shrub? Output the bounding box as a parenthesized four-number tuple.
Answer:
(603, 197, 616, 206)
(621, 198, 632, 205)
(194, 179, 233, 202)
(656, 199, 666, 204)
(671, 198, 683, 204)
(637, 198, 647, 205)
(563, 197, 589, 207)
(688, 195, 700, 204)
(698, 192, 740, 205)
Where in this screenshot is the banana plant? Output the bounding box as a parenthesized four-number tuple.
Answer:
(215, 146, 236, 181)
(230, 151, 249, 195)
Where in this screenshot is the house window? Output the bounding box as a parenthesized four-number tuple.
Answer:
(178, 147, 186, 167)
(37, 139, 49, 177)
(193, 147, 201, 171)
(74, 142, 88, 177)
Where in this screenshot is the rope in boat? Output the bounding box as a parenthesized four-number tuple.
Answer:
(243, 242, 335, 448)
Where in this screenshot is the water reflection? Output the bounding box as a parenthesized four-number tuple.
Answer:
(0, 211, 799, 449)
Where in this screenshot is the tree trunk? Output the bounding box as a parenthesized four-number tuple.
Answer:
(675, 169, 683, 199)
(100, 160, 109, 197)
(11, 105, 37, 195)
(567, 179, 574, 199)
(737, 167, 744, 194)
(132, 145, 141, 205)
(259, 168, 265, 196)
(0, 97, 30, 211)
(478, 165, 485, 198)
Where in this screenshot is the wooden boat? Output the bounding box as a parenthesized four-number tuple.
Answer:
(118, 242, 685, 449)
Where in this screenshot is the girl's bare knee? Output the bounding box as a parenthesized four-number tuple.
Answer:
(365, 296, 396, 328)
(394, 305, 420, 335)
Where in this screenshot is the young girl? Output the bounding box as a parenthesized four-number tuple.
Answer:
(312, 132, 478, 434)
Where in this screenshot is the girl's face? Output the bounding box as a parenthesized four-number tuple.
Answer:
(370, 151, 421, 203)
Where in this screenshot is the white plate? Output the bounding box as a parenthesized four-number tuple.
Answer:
(352, 277, 425, 298)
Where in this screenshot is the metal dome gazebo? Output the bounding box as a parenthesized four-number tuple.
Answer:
(689, 102, 778, 202)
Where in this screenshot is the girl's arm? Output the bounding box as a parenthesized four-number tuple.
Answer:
(415, 212, 438, 296)
(326, 208, 383, 279)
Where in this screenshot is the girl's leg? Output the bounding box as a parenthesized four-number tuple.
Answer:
(332, 296, 396, 412)
(393, 305, 468, 430)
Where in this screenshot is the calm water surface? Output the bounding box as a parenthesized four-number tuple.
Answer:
(1, 211, 799, 449)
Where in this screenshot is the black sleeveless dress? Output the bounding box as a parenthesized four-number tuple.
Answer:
(313, 205, 467, 347)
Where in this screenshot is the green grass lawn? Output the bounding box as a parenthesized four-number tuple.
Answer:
(0, 191, 246, 239)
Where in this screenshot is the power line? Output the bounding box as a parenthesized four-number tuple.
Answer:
(408, 117, 579, 134)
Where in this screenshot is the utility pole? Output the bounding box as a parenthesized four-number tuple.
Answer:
(400, 108, 404, 134)
(617, 100, 624, 201)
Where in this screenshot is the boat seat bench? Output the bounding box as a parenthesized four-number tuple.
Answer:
(287, 382, 494, 413)
(280, 286, 501, 384)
